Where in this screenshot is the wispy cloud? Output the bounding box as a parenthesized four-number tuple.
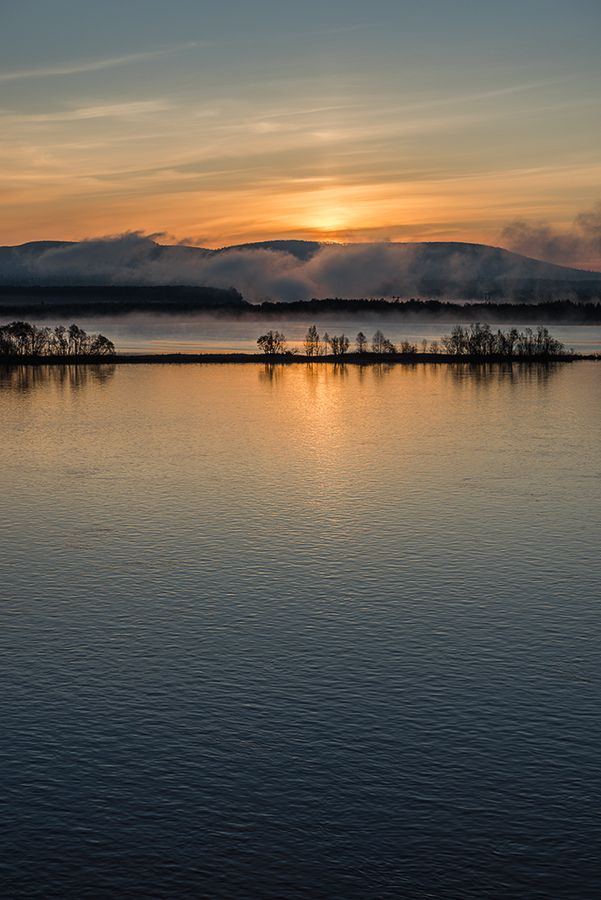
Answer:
(0, 100, 171, 125)
(0, 42, 203, 83)
(0, 26, 368, 85)
(377, 77, 577, 118)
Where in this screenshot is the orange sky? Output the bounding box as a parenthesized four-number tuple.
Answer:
(1, 2, 600, 266)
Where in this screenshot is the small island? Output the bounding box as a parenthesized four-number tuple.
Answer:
(0, 320, 598, 365)
(0, 321, 115, 359)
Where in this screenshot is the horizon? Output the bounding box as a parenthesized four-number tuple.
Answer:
(2, 1, 601, 269)
(4, 234, 601, 277)
(4, 232, 601, 301)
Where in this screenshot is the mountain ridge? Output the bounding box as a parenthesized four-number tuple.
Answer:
(0, 237, 600, 302)
(3, 237, 600, 278)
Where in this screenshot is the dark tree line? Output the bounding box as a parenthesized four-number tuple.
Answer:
(0, 285, 244, 316)
(257, 323, 569, 359)
(0, 322, 115, 357)
(254, 298, 601, 321)
(257, 326, 418, 357)
(439, 323, 566, 358)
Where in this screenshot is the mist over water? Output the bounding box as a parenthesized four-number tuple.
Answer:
(23, 311, 601, 354)
(3, 233, 600, 301)
(1, 361, 600, 898)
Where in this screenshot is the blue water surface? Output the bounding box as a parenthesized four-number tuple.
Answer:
(1, 361, 600, 898)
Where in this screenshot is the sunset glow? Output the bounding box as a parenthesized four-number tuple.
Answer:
(1, 1, 600, 265)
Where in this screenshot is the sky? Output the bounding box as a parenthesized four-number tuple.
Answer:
(1, 0, 601, 265)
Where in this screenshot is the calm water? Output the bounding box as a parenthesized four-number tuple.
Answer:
(27, 311, 601, 354)
(1, 361, 600, 898)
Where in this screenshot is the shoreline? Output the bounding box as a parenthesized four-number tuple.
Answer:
(0, 352, 598, 366)
(2, 293, 601, 324)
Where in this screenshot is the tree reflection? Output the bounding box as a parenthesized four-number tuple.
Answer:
(0, 363, 116, 394)
(370, 362, 396, 381)
(258, 363, 285, 385)
(444, 361, 561, 391)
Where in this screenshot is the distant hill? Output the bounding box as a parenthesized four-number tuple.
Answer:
(0, 237, 600, 303)
(220, 239, 323, 261)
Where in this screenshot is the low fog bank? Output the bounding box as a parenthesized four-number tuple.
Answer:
(3, 291, 601, 326)
(2, 233, 600, 303)
(19, 310, 601, 356)
(502, 201, 601, 270)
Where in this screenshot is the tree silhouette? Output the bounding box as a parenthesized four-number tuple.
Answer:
(399, 340, 417, 354)
(0, 321, 115, 357)
(356, 331, 368, 353)
(257, 330, 287, 355)
(304, 324, 320, 356)
(440, 323, 565, 358)
(372, 330, 396, 353)
(326, 334, 350, 357)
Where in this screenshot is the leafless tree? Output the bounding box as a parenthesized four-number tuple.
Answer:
(399, 340, 417, 354)
(372, 329, 388, 353)
(440, 323, 565, 358)
(372, 330, 397, 353)
(327, 334, 350, 356)
(0, 321, 115, 357)
(356, 331, 368, 353)
(257, 330, 287, 355)
(89, 334, 116, 355)
(304, 324, 320, 356)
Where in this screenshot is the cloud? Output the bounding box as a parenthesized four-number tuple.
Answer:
(2, 234, 314, 300)
(0, 43, 205, 83)
(1, 234, 426, 299)
(0, 100, 171, 126)
(501, 202, 601, 269)
(0, 28, 367, 85)
(4, 230, 599, 301)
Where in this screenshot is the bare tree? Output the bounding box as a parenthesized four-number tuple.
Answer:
(0, 321, 115, 357)
(439, 323, 566, 358)
(89, 334, 116, 355)
(327, 334, 350, 357)
(304, 324, 320, 356)
(53, 325, 69, 354)
(68, 324, 87, 355)
(356, 331, 368, 353)
(372, 329, 387, 353)
(371, 330, 396, 354)
(257, 330, 287, 355)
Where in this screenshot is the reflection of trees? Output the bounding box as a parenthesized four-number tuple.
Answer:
(305, 362, 351, 383)
(254, 357, 565, 395)
(0, 364, 116, 394)
(444, 361, 561, 391)
(302, 362, 320, 386)
(259, 361, 355, 392)
(370, 362, 396, 381)
(331, 363, 349, 380)
(258, 363, 285, 385)
(259, 360, 403, 390)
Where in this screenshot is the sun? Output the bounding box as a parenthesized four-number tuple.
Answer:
(311, 210, 347, 232)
